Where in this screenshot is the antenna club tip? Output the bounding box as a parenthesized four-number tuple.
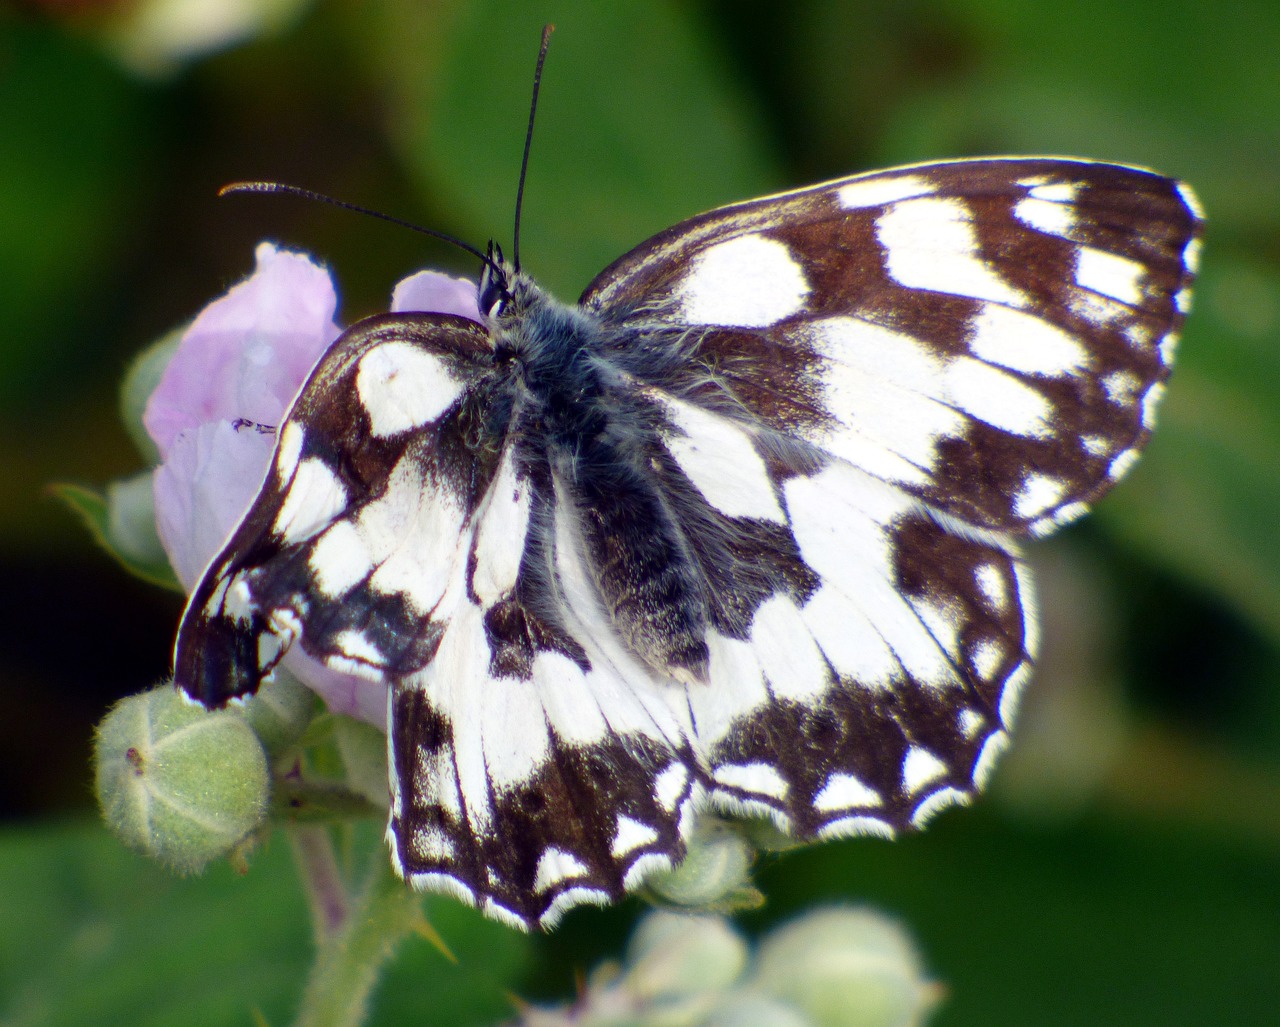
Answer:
(218, 181, 272, 198)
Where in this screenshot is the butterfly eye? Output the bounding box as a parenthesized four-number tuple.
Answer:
(479, 244, 510, 318)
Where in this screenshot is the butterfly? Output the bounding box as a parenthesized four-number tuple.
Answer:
(172, 154, 1202, 930)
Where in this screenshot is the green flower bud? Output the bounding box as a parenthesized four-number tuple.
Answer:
(752, 907, 936, 1027)
(644, 820, 757, 911)
(623, 910, 749, 1002)
(94, 684, 270, 873)
(238, 668, 317, 757)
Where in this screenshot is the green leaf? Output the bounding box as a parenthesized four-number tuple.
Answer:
(0, 820, 534, 1027)
(120, 326, 183, 466)
(53, 478, 181, 592)
(389, 0, 779, 298)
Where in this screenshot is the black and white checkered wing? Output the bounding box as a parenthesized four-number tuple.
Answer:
(175, 313, 499, 708)
(174, 312, 701, 930)
(580, 157, 1201, 834)
(586, 158, 1202, 534)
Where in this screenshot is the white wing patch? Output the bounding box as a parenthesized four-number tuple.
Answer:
(674, 234, 809, 328)
(876, 197, 1026, 306)
(357, 342, 464, 437)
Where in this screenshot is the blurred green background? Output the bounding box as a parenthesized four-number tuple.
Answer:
(2, 0, 1279, 1023)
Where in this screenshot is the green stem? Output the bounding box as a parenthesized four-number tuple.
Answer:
(292, 850, 424, 1027)
(289, 825, 350, 944)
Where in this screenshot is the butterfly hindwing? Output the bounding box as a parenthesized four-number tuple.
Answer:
(390, 442, 703, 928)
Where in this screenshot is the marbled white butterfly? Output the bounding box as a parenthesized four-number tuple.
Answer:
(171, 60, 1202, 930)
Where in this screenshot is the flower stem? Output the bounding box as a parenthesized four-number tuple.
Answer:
(289, 825, 350, 943)
(291, 847, 424, 1027)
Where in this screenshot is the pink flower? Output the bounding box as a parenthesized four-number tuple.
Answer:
(145, 242, 482, 725)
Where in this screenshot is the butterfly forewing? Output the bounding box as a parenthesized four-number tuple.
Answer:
(173, 156, 1201, 931)
(584, 158, 1202, 535)
(174, 313, 499, 706)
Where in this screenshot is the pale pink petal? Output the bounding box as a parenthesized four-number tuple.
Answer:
(144, 243, 341, 457)
(149, 249, 484, 728)
(153, 420, 274, 590)
(285, 650, 387, 727)
(391, 270, 482, 322)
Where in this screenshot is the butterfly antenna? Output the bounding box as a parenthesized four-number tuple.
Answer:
(218, 181, 497, 274)
(512, 24, 554, 274)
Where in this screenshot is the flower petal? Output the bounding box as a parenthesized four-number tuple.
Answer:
(153, 420, 274, 590)
(391, 270, 482, 322)
(144, 243, 341, 457)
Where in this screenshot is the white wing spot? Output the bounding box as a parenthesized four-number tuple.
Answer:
(332, 628, 385, 666)
(945, 356, 1052, 438)
(470, 447, 533, 605)
(275, 421, 304, 479)
(674, 234, 809, 328)
(356, 342, 463, 438)
(1160, 332, 1180, 365)
(1183, 235, 1203, 275)
(974, 731, 1011, 788)
(969, 638, 1004, 680)
(804, 317, 962, 484)
(410, 824, 456, 861)
(713, 762, 789, 800)
(225, 574, 255, 622)
(533, 848, 590, 894)
(1108, 448, 1139, 480)
(975, 563, 1009, 612)
(749, 595, 830, 702)
(958, 708, 985, 739)
(1176, 181, 1205, 221)
(902, 746, 949, 794)
(837, 173, 935, 209)
(912, 787, 968, 826)
(818, 815, 896, 841)
(1013, 473, 1066, 519)
(1081, 434, 1111, 457)
(1102, 370, 1141, 406)
(876, 197, 1026, 306)
(814, 772, 883, 811)
(309, 520, 374, 597)
(657, 394, 785, 522)
(1013, 196, 1075, 238)
(654, 764, 688, 812)
(1141, 382, 1166, 428)
(413, 747, 462, 822)
(1069, 290, 1130, 328)
(273, 457, 348, 543)
(1075, 247, 1145, 306)
(610, 816, 660, 858)
(1022, 180, 1079, 203)
(968, 303, 1086, 377)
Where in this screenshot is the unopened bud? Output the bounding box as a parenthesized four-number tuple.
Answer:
(94, 684, 269, 873)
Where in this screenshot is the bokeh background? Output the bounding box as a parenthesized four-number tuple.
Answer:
(2, 0, 1279, 1023)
